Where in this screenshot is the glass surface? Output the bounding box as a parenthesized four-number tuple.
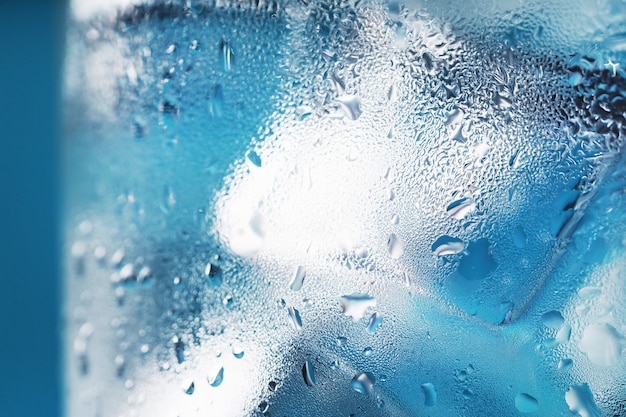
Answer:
(63, 0, 626, 416)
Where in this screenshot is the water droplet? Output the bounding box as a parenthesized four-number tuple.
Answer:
(118, 263, 134, 282)
(93, 246, 106, 261)
(232, 345, 244, 359)
(366, 313, 383, 334)
(513, 225, 527, 248)
(515, 393, 538, 413)
(578, 287, 602, 299)
(578, 323, 625, 366)
(558, 358, 573, 372)
(111, 248, 125, 267)
(337, 95, 362, 120)
(207, 84, 224, 117)
(431, 235, 464, 256)
(494, 92, 513, 108)
(161, 186, 176, 212)
(183, 380, 195, 395)
(268, 381, 277, 392)
(115, 354, 125, 377)
(446, 197, 476, 220)
(556, 324, 572, 344)
(387, 233, 404, 259)
(458, 238, 497, 281)
(287, 306, 302, 330)
(189, 39, 200, 51)
(565, 383, 602, 417)
(71, 241, 86, 258)
(509, 149, 523, 168)
(124, 379, 134, 390)
(336, 336, 347, 347)
(223, 296, 233, 308)
(173, 337, 184, 364)
(388, 84, 397, 102)
(165, 43, 176, 54)
(258, 401, 269, 413)
(289, 266, 306, 291)
(541, 311, 564, 328)
(340, 293, 376, 321)
(390, 214, 400, 225)
(351, 372, 374, 395)
(376, 395, 385, 408)
(445, 108, 465, 126)
(302, 360, 316, 386)
(421, 383, 437, 407)
(363, 347, 373, 357)
(205, 262, 214, 276)
(296, 105, 312, 120)
(219, 38, 235, 72)
(246, 150, 262, 168)
(208, 366, 224, 387)
(137, 266, 151, 283)
(140, 344, 150, 354)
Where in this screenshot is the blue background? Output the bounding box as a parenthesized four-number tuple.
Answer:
(0, 1, 65, 416)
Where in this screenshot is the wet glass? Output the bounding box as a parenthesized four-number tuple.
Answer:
(63, 0, 626, 416)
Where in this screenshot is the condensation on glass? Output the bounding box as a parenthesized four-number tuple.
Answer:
(63, 0, 626, 416)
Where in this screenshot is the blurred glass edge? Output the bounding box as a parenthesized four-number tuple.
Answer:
(0, 1, 66, 417)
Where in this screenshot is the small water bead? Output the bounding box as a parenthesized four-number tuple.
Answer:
(555, 324, 572, 343)
(351, 372, 374, 395)
(431, 236, 464, 256)
(515, 393, 539, 413)
(219, 38, 235, 72)
(232, 345, 244, 359)
(421, 383, 437, 407)
(366, 312, 383, 334)
(541, 310, 564, 328)
(289, 266, 306, 291)
(340, 293, 377, 321)
(302, 360, 316, 386)
(446, 197, 476, 220)
(387, 233, 404, 259)
(207, 84, 224, 118)
(363, 347, 373, 357)
(71, 241, 86, 258)
(93, 246, 106, 261)
(336, 336, 347, 347)
(223, 296, 234, 308)
(287, 306, 303, 330)
(512, 225, 527, 248)
(558, 358, 574, 372)
(183, 380, 195, 395)
(246, 150, 262, 168)
(208, 366, 224, 387)
(578, 287, 602, 299)
(337, 95, 362, 120)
